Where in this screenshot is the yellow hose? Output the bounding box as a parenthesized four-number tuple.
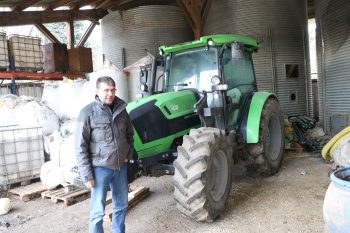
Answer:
(329, 133, 350, 159)
(322, 125, 350, 160)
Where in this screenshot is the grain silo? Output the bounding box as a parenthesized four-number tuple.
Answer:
(315, 0, 350, 133)
(204, 0, 310, 117)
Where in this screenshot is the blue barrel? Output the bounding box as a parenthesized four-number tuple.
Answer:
(323, 167, 350, 233)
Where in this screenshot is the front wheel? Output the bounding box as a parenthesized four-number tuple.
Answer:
(173, 127, 233, 222)
(245, 97, 285, 176)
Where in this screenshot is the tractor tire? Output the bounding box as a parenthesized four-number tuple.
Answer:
(173, 127, 233, 222)
(246, 97, 285, 176)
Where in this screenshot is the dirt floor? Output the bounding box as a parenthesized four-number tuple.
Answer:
(0, 151, 333, 233)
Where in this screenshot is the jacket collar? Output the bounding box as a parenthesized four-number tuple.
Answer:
(94, 95, 127, 115)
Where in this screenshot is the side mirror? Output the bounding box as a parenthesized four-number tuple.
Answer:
(231, 42, 244, 63)
(139, 67, 148, 84)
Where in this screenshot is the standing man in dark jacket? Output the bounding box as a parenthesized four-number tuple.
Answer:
(75, 76, 134, 233)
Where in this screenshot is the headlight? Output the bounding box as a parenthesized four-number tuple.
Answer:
(211, 75, 221, 85)
(208, 39, 214, 46)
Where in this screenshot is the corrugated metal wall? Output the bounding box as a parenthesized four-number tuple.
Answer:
(101, 5, 193, 69)
(204, 0, 310, 117)
(0, 82, 43, 99)
(315, 0, 350, 134)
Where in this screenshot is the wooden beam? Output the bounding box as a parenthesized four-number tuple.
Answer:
(69, 0, 103, 9)
(35, 23, 62, 44)
(67, 19, 75, 49)
(42, 0, 74, 10)
(73, 10, 100, 25)
(0, 9, 108, 27)
(77, 22, 97, 47)
(11, 0, 42, 11)
(177, 0, 212, 39)
(96, 0, 113, 9)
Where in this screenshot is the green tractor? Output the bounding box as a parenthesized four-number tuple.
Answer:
(126, 34, 285, 222)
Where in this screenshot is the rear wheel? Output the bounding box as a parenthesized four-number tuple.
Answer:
(173, 127, 233, 222)
(246, 97, 285, 175)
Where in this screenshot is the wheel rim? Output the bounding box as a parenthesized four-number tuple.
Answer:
(209, 149, 229, 202)
(267, 114, 282, 161)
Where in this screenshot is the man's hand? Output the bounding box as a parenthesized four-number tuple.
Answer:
(125, 159, 128, 163)
(85, 179, 95, 188)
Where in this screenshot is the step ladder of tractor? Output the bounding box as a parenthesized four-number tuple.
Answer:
(104, 187, 151, 222)
(8, 182, 46, 202)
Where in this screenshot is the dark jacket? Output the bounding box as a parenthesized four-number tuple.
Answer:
(75, 96, 134, 182)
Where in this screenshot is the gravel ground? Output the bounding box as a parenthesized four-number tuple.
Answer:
(1, 151, 332, 233)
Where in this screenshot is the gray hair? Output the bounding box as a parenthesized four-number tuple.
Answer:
(96, 76, 116, 89)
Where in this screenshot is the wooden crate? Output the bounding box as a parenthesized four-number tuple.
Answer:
(68, 47, 93, 72)
(42, 43, 68, 73)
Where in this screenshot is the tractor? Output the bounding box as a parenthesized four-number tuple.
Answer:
(126, 34, 285, 222)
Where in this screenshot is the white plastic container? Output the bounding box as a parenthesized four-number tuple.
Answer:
(0, 125, 44, 187)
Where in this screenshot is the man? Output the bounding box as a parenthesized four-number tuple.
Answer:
(75, 76, 134, 233)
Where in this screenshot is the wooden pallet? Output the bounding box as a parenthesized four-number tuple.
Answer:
(41, 186, 90, 206)
(104, 186, 150, 222)
(8, 182, 46, 202)
(286, 142, 304, 154)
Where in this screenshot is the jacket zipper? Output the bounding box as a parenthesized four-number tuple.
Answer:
(110, 107, 120, 170)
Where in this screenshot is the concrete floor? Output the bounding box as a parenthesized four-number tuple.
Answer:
(1, 151, 332, 233)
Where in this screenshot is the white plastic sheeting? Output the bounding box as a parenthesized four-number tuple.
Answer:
(41, 68, 127, 121)
(41, 79, 93, 121)
(47, 131, 76, 167)
(40, 161, 66, 190)
(332, 135, 350, 167)
(0, 95, 59, 135)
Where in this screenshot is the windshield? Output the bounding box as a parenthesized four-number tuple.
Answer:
(164, 47, 219, 92)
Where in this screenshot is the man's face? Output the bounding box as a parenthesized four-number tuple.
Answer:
(96, 82, 116, 105)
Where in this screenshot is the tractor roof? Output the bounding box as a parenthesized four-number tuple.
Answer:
(159, 34, 260, 56)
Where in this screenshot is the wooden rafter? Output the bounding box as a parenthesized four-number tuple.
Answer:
(35, 23, 62, 44)
(0, 9, 108, 27)
(77, 22, 97, 47)
(69, 0, 104, 9)
(95, 0, 113, 9)
(176, 0, 212, 39)
(67, 19, 75, 49)
(11, 0, 42, 11)
(73, 10, 100, 25)
(42, 0, 72, 10)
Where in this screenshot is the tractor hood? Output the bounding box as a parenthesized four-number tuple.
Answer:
(126, 90, 200, 158)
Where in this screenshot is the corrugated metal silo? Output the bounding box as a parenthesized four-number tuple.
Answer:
(204, 0, 310, 117)
(101, 5, 193, 69)
(315, 0, 350, 133)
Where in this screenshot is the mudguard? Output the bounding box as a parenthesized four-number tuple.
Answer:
(244, 91, 277, 143)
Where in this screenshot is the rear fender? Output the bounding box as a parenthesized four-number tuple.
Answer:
(241, 92, 277, 143)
